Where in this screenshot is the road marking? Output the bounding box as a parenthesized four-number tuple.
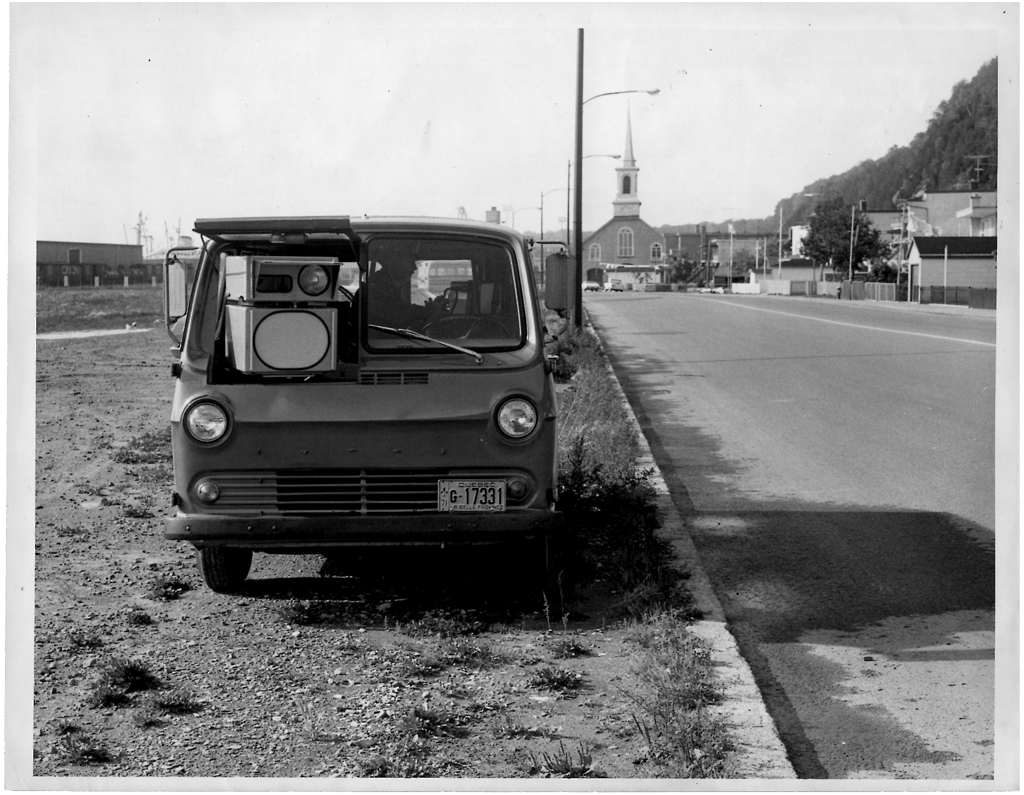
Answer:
(705, 300, 997, 348)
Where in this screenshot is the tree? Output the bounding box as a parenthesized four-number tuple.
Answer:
(800, 194, 891, 278)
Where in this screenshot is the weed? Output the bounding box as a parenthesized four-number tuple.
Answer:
(149, 576, 191, 601)
(66, 628, 103, 653)
(548, 635, 591, 659)
(126, 608, 154, 626)
(357, 737, 446, 778)
(54, 731, 113, 765)
(87, 683, 132, 709)
(527, 741, 601, 778)
(495, 716, 558, 739)
(132, 710, 166, 730)
(294, 699, 345, 742)
(122, 502, 155, 519)
(96, 656, 161, 695)
(397, 611, 485, 638)
(112, 427, 172, 465)
(622, 614, 729, 777)
(56, 524, 89, 539)
(151, 687, 204, 715)
(400, 706, 468, 738)
(528, 666, 583, 693)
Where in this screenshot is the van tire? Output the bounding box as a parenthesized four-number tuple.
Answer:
(196, 547, 252, 593)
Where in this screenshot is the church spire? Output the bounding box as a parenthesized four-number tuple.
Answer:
(613, 108, 641, 218)
(623, 106, 636, 166)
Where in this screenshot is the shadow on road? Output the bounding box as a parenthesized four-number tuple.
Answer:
(603, 334, 996, 779)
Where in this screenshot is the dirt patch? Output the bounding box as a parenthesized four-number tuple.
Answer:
(31, 331, 720, 780)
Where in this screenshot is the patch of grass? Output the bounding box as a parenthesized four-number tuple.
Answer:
(88, 656, 161, 707)
(527, 741, 602, 778)
(623, 614, 729, 778)
(112, 427, 172, 466)
(149, 576, 191, 601)
(54, 730, 113, 765)
(36, 286, 163, 334)
(528, 666, 583, 693)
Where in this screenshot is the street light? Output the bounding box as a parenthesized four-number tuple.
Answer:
(509, 206, 540, 230)
(573, 29, 659, 329)
(583, 88, 660, 106)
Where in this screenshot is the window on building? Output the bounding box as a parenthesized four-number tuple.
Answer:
(651, 243, 663, 261)
(617, 228, 634, 258)
(68, 249, 81, 265)
(589, 244, 601, 262)
(622, 175, 631, 195)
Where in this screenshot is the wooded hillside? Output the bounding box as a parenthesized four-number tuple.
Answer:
(665, 58, 998, 236)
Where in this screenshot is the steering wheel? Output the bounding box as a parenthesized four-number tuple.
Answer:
(421, 314, 510, 340)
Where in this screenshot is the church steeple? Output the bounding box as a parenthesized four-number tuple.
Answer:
(613, 108, 641, 218)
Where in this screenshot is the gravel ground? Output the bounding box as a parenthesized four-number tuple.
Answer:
(29, 329, 708, 782)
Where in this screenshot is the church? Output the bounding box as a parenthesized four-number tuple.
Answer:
(581, 110, 667, 288)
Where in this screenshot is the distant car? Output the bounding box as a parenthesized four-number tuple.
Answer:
(583, 280, 601, 292)
(696, 286, 725, 294)
(603, 280, 624, 292)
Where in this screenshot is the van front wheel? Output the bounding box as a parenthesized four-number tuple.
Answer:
(196, 547, 252, 593)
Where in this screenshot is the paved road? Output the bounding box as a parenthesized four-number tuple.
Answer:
(586, 292, 997, 780)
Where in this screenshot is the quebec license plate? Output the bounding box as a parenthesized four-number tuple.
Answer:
(437, 480, 506, 512)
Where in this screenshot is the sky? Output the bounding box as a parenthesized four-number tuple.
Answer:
(12, 3, 1014, 248)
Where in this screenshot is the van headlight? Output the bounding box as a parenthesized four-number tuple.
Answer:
(497, 398, 538, 439)
(184, 400, 230, 443)
(298, 264, 330, 296)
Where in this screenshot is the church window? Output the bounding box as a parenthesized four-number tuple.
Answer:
(651, 243, 663, 261)
(617, 228, 634, 258)
(589, 244, 601, 262)
(622, 175, 631, 195)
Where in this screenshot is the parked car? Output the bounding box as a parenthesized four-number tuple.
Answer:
(696, 286, 725, 294)
(603, 279, 624, 292)
(582, 280, 601, 292)
(162, 216, 562, 592)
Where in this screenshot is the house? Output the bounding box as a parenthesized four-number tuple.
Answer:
(908, 236, 997, 292)
(581, 110, 667, 288)
(901, 190, 997, 237)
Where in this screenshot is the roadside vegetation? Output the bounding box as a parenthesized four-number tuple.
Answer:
(545, 314, 729, 776)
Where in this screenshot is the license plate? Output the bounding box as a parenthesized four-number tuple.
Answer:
(438, 480, 506, 512)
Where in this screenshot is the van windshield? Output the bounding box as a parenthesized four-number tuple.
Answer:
(365, 237, 524, 352)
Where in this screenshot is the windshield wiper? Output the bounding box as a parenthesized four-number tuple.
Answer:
(368, 324, 484, 364)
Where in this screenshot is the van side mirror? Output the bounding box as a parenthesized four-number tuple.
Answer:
(544, 251, 576, 312)
(164, 247, 200, 345)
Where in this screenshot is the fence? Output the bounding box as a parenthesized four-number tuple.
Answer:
(917, 286, 996, 309)
(37, 262, 163, 288)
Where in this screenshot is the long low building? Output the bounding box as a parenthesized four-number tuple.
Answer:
(909, 236, 998, 289)
(37, 240, 151, 287)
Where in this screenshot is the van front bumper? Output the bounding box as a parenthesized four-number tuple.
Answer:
(164, 510, 563, 549)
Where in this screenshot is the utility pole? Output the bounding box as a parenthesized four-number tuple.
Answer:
(572, 28, 584, 331)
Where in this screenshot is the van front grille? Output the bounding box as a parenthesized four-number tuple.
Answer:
(196, 469, 511, 515)
(359, 371, 430, 386)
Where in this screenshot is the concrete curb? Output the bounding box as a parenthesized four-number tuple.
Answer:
(583, 319, 797, 779)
